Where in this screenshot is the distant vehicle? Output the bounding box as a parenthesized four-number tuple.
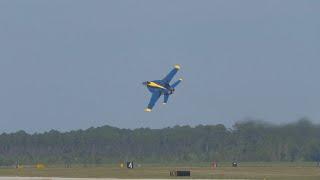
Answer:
(142, 65, 182, 112)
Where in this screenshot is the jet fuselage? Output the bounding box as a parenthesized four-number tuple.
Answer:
(143, 80, 174, 95)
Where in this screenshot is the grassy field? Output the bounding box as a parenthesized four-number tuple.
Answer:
(0, 162, 319, 180)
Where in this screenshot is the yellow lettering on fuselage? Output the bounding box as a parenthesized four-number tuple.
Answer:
(148, 82, 166, 89)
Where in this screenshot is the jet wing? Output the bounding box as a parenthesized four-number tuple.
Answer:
(145, 92, 161, 112)
(162, 64, 180, 83)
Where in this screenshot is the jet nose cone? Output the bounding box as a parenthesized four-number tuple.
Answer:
(142, 81, 148, 86)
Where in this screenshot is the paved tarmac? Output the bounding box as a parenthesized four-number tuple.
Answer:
(0, 177, 248, 180)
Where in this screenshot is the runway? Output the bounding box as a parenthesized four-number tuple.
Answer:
(0, 178, 248, 180)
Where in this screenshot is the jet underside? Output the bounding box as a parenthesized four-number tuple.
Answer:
(143, 65, 182, 112)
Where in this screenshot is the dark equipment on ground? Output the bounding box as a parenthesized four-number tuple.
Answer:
(170, 170, 191, 176)
(232, 162, 238, 167)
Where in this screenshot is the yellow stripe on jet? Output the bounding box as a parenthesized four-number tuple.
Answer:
(148, 82, 166, 89)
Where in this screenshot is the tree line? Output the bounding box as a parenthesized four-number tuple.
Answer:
(0, 119, 320, 165)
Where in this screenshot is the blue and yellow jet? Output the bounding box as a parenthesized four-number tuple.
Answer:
(143, 65, 183, 112)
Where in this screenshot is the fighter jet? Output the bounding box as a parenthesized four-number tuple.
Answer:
(142, 65, 183, 112)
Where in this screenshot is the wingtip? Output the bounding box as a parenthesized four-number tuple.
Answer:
(174, 64, 181, 70)
(144, 108, 152, 112)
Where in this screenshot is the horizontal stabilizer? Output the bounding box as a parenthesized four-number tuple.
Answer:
(164, 94, 170, 104)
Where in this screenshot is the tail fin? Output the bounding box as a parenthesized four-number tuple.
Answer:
(171, 78, 183, 88)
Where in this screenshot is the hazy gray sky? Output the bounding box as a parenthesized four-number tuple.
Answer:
(0, 0, 319, 133)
